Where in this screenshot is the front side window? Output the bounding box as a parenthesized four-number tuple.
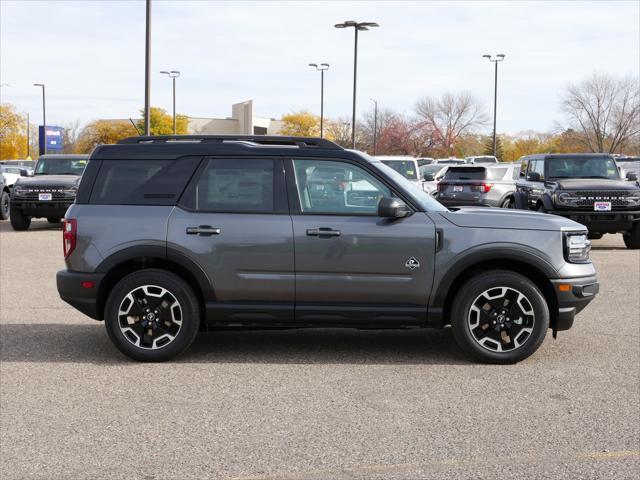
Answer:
(293, 159, 390, 214)
(528, 160, 544, 180)
(188, 158, 275, 212)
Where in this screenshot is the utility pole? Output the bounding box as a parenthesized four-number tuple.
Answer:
(370, 98, 378, 155)
(144, 0, 152, 135)
(308, 63, 329, 137)
(160, 70, 181, 134)
(482, 53, 506, 156)
(33, 83, 46, 155)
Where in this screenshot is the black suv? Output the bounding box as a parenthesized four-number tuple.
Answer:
(10, 154, 88, 230)
(514, 153, 640, 248)
(56, 135, 599, 363)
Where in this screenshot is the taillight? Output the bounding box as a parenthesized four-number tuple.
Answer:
(471, 183, 493, 193)
(63, 218, 77, 258)
(437, 182, 446, 192)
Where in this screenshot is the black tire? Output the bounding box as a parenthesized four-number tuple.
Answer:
(623, 223, 640, 249)
(587, 233, 603, 240)
(9, 206, 31, 231)
(536, 204, 547, 213)
(0, 191, 9, 220)
(501, 196, 515, 209)
(47, 217, 61, 224)
(450, 270, 549, 364)
(104, 269, 201, 362)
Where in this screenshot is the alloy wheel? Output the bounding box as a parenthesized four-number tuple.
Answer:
(468, 286, 535, 352)
(117, 285, 182, 350)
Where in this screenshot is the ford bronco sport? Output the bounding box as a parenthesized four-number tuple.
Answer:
(10, 154, 88, 230)
(514, 154, 640, 248)
(56, 136, 599, 363)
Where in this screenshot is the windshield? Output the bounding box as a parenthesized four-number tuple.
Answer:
(420, 164, 445, 175)
(380, 160, 419, 180)
(371, 161, 447, 212)
(35, 157, 87, 175)
(547, 156, 620, 180)
(474, 157, 497, 164)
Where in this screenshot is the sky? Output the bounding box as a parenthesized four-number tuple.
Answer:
(1, 0, 638, 135)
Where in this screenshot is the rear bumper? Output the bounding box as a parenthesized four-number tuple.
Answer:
(56, 270, 105, 320)
(11, 200, 73, 218)
(551, 275, 599, 331)
(548, 209, 640, 233)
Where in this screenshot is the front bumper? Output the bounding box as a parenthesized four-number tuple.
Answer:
(551, 274, 599, 332)
(56, 270, 105, 320)
(11, 200, 74, 218)
(548, 209, 640, 233)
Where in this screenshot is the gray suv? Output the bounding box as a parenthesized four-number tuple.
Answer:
(56, 135, 599, 363)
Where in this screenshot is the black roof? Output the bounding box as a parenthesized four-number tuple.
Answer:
(521, 153, 614, 160)
(92, 135, 353, 160)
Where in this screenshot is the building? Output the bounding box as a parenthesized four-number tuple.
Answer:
(187, 100, 283, 135)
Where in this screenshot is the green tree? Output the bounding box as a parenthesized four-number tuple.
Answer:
(137, 107, 189, 135)
(483, 135, 504, 161)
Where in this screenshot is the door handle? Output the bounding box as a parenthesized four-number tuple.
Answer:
(186, 225, 221, 236)
(306, 228, 341, 237)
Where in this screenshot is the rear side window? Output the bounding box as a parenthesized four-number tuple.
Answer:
(182, 158, 275, 212)
(444, 167, 486, 180)
(486, 167, 508, 180)
(89, 157, 201, 205)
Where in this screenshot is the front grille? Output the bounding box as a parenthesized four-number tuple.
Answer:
(571, 190, 635, 208)
(15, 186, 72, 201)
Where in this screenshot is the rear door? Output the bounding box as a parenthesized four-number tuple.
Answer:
(168, 157, 294, 320)
(287, 158, 436, 324)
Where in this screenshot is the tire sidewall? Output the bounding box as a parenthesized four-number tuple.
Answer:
(451, 271, 549, 364)
(9, 206, 30, 230)
(104, 269, 200, 362)
(0, 191, 9, 220)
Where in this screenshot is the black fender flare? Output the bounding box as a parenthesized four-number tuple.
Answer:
(537, 194, 555, 211)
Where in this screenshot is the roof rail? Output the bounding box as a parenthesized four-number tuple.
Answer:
(117, 135, 342, 150)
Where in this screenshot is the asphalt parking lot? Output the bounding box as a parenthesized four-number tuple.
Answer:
(1, 219, 638, 480)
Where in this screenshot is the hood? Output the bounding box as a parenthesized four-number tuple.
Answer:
(551, 178, 639, 191)
(15, 175, 80, 188)
(439, 207, 586, 232)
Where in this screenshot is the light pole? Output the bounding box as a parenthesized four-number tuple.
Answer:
(33, 83, 46, 155)
(144, 0, 151, 136)
(308, 63, 329, 138)
(335, 20, 379, 149)
(482, 53, 506, 157)
(370, 98, 378, 155)
(160, 70, 181, 134)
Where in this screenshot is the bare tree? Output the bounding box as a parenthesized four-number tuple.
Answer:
(560, 72, 640, 153)
(324, 116, 353, 148)
(414, 92, 488, 156)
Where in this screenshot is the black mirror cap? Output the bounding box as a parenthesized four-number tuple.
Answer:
(626, 172, 638, 181)
(378, 197, 412, 218)
(423, 173, 435, 181)
(528, 172, 541, 182)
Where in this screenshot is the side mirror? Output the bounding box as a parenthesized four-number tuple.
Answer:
(423, 173, 435, 181)
(626, 172, 638, 181)
(527, 172, 541, 182)
(378, 197, 412, 218)
(19, 169, 29, 176)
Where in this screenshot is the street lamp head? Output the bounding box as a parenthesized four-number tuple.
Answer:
(33, 83, 44, 87)
(359, 22, 379, 28)
(170, 70, 181, 76)
(497, 54, 506, 59)
(482, 54, 491, 59)
(308, 63, 318, 67)
(161, 70, 180, 78)
(320, 63, 330, 68)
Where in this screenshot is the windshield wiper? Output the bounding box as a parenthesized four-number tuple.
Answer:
(582, 176, 615, 179)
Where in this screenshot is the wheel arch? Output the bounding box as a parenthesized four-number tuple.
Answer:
(431, 249, 559, 331)
(95, 246, 214, 320)
(536, 193, 554, 211)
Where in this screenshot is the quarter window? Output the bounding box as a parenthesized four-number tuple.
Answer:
(293, 159, 390, 214)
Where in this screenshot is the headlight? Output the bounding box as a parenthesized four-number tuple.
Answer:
(564, 233, 591, 263)
(12, 185, 27, 196)
(555, 192, 572, 205)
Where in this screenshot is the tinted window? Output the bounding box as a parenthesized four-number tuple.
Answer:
(294, 159, 390, 214)
(487, 167, 508, 180)
(90, 157, 201, 205)
(547, 156, 620, 179)
(444, 167, 486, 180)
(186, 158, 275, 212)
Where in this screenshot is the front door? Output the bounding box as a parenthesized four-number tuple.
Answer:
(168, 157, 294, 321)
(288, 158, 436, 324)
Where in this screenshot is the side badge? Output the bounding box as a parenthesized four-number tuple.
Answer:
(405, 257, 420, 270)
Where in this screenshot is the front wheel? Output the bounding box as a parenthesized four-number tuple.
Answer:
(0, 191, 9, 220)
(104, 269, 201, 362)
(9, 206, 31, 231)
(501, 196, 515, 209)
(450, 270, 549, 364)
(623, 223, 640, 249)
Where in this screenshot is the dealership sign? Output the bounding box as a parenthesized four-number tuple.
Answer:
(39, 126, 64, 153)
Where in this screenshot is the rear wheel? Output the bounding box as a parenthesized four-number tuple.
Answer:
(450, 270, 549, 364)
(501, 196, 515, 209)
(9, 206, 30, 231)
(0, 191, 9, 220)
(104, 269, 201, 362)
(623, 223, 640, 249)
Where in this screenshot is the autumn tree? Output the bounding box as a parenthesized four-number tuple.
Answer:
(280, 110, 320, 137)
(560, 72, 640, 153)
(74, 120, 138, 153)
(414, 92, 488, 156)
(0, 103, 28, 159)
(137, 107, 189, 136)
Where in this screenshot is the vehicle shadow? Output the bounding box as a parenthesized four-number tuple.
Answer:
(0, 323, 468, 365)
(0, 219, 61, 233)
